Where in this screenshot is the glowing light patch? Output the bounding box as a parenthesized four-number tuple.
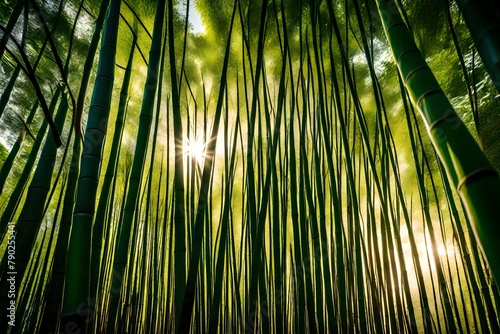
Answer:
(438, 245, 447, 256)
(185, 138, 206, 162)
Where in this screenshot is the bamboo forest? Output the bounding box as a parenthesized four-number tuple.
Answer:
(2, 0, 500, 332)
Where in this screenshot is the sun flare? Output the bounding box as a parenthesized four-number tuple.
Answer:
(184, 137, 206, 162)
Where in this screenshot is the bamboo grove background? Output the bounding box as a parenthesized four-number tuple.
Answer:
(0, 0, 500, 333)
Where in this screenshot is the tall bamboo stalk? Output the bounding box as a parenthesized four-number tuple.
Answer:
(62, 0, 121, 331)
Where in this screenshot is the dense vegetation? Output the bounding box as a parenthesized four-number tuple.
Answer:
(1, 0, 500, 333)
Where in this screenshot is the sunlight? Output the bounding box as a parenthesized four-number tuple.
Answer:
(438, 245, 447, 256)
(177, 0, 206, 35)
(184, 137, 206, 162)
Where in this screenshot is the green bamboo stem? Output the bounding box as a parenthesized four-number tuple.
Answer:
(208, 111, 240, 333)
(297, 66, 319, 333)
(91, 33, 136, 311)
(107, 0, 165, 330)
(167, 0, 187, 326)
(244, 0, 268, 247)
(138, 35, 166, 330)
(148, 24, 168, 334)
(62, 0, 121, 330)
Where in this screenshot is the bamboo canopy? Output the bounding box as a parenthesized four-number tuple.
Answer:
(0, 0, 499, 332)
